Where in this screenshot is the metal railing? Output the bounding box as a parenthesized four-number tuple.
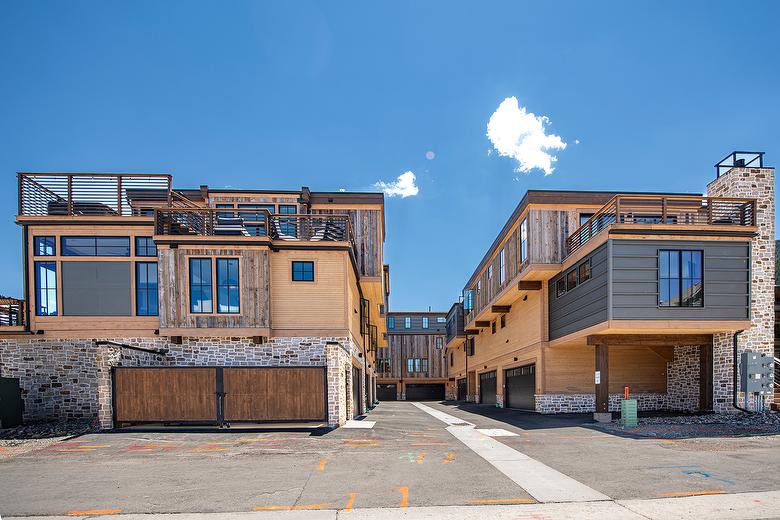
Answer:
(18, 173, 173, 217)
(0, 298, 25, 327)
(565, 195, 756, 257)
(155, 209, 356, 243)
(715, 151, 765, 178)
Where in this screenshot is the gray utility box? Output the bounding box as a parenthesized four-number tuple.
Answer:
(740, 352, 774, 394)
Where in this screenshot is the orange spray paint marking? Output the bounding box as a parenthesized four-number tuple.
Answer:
(254, 503, 329, 511)
(442, 452, 455, 464)
(317, 456, 330, 471)
(345, 492, 357, 512)
(415, 452, 425, 464)
(657, 490, 724, 498)
(67, 509, 122, 516)
(469, 498, 534, 504)
(399, 486, 409, 508)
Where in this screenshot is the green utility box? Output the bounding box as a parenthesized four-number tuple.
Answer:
(620, 399, 638, 428)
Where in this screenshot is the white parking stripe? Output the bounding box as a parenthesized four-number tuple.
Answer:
(413, 402, 610, 503)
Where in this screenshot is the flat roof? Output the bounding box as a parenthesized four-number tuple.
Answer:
(463, 189, 702, 290)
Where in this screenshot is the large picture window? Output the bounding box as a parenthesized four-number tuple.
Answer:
(136, 262, 158, 316)
(407, 358, 429, 373)
(34, 261, 57, 316)
(659, 250, 703, 307)
(216, 258, 240, 314)
(189, 258, 213, 313)
(34, 236, 55, 256)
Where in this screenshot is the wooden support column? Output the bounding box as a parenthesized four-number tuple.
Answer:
(699, 344, 713, 412)
(595, 343, 610, 420)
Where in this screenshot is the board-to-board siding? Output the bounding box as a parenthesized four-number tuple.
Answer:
(158, 247, 270, 329)
(379, 333, 448, 379)
(270, 250, 348, 330)
(610, 239, 750, 321)
(548, 243, 608, 340)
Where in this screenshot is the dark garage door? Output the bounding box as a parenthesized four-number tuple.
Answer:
(377, 384, 397, 401)
(457, 378, 466, 401)
(405, 384, 445, 401)
(479, 371, 497, 405)
(505, 364, 535, 410)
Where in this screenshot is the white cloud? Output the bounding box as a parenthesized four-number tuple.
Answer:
(486, 96, 567, 176)
(575, 139, 580, 145)
(374, 171, 419, 198)
(425, 150, 436, 160)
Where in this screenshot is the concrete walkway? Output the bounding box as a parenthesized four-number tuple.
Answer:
(9, 489, 780, 520)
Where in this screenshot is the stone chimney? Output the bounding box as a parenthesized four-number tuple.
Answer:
(706, 153, 775, 412)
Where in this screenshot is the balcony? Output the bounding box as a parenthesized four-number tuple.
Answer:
(0, 298, 26, 331)
(445, 302, 465, 346)
(565, 195, 756, 258)
(18, 173, 173, 218)
(155, 208, 355, 243)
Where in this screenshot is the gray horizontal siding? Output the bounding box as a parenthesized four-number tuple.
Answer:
(387, 314, 447, 334)
(610, 239, 750, 320)
(549, 243, 608, 340)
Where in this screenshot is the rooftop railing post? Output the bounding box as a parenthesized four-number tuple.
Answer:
(614, 197, 621, 224)
(67, 176, 73, 216)
(661, 197, 668, 224)
(117, 175, 122, 216)
(707, 198, 713, 225)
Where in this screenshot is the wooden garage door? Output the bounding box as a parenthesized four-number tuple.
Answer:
(114, 368, 216, 422)
(223, 367, 326, 422)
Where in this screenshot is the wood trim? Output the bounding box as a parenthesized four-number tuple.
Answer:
(491, 305, 511, 314)
(159, 327, 271, 337)
(475, 321, 491, 328)
(517, 281, 542, 291)
(587, 334, 713, 347)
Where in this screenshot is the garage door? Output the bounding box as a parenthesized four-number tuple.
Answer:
(479, 371, 497, 405)
(505, 364, 535, 410)
(377, 384, 397, 401)
(113, 367, 326, 425)
(405, 383, 445, 401)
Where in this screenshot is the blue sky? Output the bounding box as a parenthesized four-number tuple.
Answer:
(0, 1, 778, 310)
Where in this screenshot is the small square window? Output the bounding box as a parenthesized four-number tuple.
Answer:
(135, 237, 157, 257)
(556, 278, 566, 298)
(578, 259, 592, 283)
(566, 269, 578, 290)
(34, 237, 55, 256)
(292, 261, 314, 281)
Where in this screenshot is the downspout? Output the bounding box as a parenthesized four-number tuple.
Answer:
(464, 334, 469, 401)
(732, 330, 752, 413)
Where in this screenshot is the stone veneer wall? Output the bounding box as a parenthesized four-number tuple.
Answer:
(0, 336, 362, 429)
(707, 167, 775, 412)
(666, 345, 700, 412)
(535, 393, 667, 414)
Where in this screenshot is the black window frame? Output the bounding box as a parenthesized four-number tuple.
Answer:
(189, 257, 213, 314)
(566, 269, 578, 291)
(135, 236, 157, 257)
(34, 261, 57, 316)
(61, 236, 130, 257)
(556, 278, 566, 298)
(387, 316, 395, 329)
(135, 261, 159, 316)
(578, 258, 592, 284)
(291, 260, 314, 282)
(658, 249, 704, 308)
(34, 236, 56, 256)
(216, 258, 240, 314)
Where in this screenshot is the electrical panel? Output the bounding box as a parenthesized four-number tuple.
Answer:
(740, 352, 774, 394)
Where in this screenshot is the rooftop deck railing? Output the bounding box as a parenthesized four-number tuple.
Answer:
(155, 208, 356, 245)
(565, 195, 756, 257)
(0, 298, 25, 327)
(18, 173, 173, 217)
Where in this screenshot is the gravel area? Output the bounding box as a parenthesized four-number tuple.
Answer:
(0, 420, 97, 459)
(595, 411, 780, 438)
(0, 419, 96, 440)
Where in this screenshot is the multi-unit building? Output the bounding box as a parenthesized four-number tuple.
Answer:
(446, 152, 774, 419)
(0, 173, 388, 428)
(376, 311, 449, 401)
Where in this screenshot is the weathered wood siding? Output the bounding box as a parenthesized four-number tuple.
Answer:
(379, 333, 448, 379)
(158, 247, 270, 329)
(311, 208, 383, 277)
